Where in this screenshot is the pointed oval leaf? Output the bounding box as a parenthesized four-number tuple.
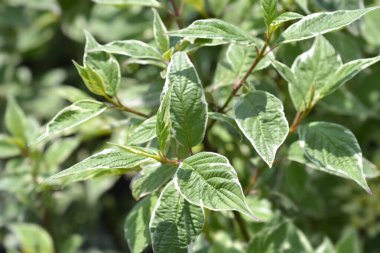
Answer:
(36, 100, 107, 143)
(153, 9, 170, 53)
(5, 97, 27, 142)
(42, 148, 154, 186)
(156, 82, 172, 152)
(280, 7, 379, 43)
(149, 181, 204, 253)
(125, 195, 158, 253)
(127, 116, 157, 145)
(260, 0, 278, 27)
(298, 122, 370, 193)
(234, 91, 289, 167)
(92, 0, 161, 8)
(316, 238, 336, 253)
(174, 152, 255, 218)
(169, 19, 256, 45)
(73, 61, 107, 96)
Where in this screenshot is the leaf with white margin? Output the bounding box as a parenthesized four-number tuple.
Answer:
(167, 52, 208, 149)
(280, 7, 380, 43)
(125, 194, 158, 253)
(149, 181, 204, 253)
(90, 40, 163, 61)
(156, 77, 172, 152)
(92, 0, 161, 8)
(234, 91, 289, 167)
(152, 9, 170, 53)
(169, 19, 256, 45)
(131, 163, 177, 200)
(127, 116, 157, 145)
(42, 148, 153, 186)
(270, 12, 304, 30)
(316, 238, 336, 253)
(35, 100, 106, 143)
(174, 152, 255, 218)
(321, 55, 380, 96)
(298, 122, 370, 193)
(288, 141, 380, 179)
(260, 0, 278, 27)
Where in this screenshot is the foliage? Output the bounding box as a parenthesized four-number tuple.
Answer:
(1, 0, 380, 252)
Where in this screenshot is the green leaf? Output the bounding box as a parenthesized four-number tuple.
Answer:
(90, 40, 163, 61)
(166, 52, 208, 149)
(270, 12, 304, 30)
(298, 122, 370, 193)
(131, 164, 177, 200)
(234, 91, 289, 167)
(51, 85, 92, 103)
(73, 61, 107, 96)
(271, 60, 297, 84)
(42, 148, 154, 186)
(289, 36, 342, 111)
(92, 0, 161, 8)
(149, 181, 204, 253)
(36, 100, 107, 143)
(84, 32, 121, 97)
(152, 9, 170, 53)
(5, 96, 27, 142)
(260, 0, 277, 27)
(169, 19, 256, 45)
(316, 238, 336, 253)
(8, 223, 54, 253)
(110, 143, 160, 160)
(127, 116, 157, 145)
(156, 80, 172, 152)
(321, 56, 380, 97)
(174, 152, 255, 218)
(125, 195, 158, 253)
(336, 228, 362, 253)
(208, 112, 240, 132)
(45, 137, 80, 169)
(280, 7, 380, 43)
(0, 135, 21, 159)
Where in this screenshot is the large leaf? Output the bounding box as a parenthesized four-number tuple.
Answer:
(5, 96, 27, 142)
(125, 195, 158, 253)
(90, 40, 163, 61)
(36, 100, 107, 143)
(127, 116, 157, 145)
(169, 19, 256, 45)
(174, 152, 255, 218)
(298, 122, 370, 193)
(166, 52, 208, 149)
(152, 9, 170, 53)
(92, 0, 161, 8)
(280, 7, 379, 43)
(149, 181, 204, 253)
(131, 164, 177, 200)
(234, 91, 289, 167)
(42, 148, 153, 186)
(260, 0, 278, 27)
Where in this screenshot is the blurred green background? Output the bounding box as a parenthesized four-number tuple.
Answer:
(1, 0, 380, 252)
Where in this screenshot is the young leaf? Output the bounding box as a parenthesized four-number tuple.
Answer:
(5, 96, 27, 142)
(260, 0, 278, 27)
(174, 152, 255, 218)
(166, 52, 208, 149)
(270, 12, 304, 30)
(289, 36, 342, 111)
(90, 40, 163, 61)
(234, 91, 289, 167)
(127, 116, 157, 145)
(156, 81, 172, 152)
(73, 61, 107, 96)
(92, 0, 161, 8)
(35, 100, 107, 143)
(125, 194, 158, 253)
(298, 122, 370, 193)
(131, 164, 178, 200)
(0, 134, 21, 159)
(152, 9, 170, 53)
(149, 181, 204, 253)
(169, 19, 256, 45)
(280, 7, 380, 43)
(42, 148, 154, 186)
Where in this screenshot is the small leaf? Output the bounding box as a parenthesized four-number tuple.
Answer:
(125, 195, 158, 253)
(270, 12, 304, 30)
(166, 52, 208, 149)
(90, 40, 163, 61)
(316, 238, 337, 253)
(174, 152, 255, 218)
(127, 116, 157, 145)
(73, 61, 107, 96)
(36, 100, 107, 143)
(149, 181, 204, 253)
(92, 0, 161, 8)
(156, 81, 172, 152)
(270, 60, 296, 84)
(131, 164, 177, 200)
(298, 122, 370, 193)
(280, 7, 380, 43)
(8, 223, 54, 253)
(260, 0, 278, 27)
(42, 148, 154, 186)
(0, 134, 21, 159)
(169, 19, 256, 45)
(234, 91, 289, 167)
(5, 96, 27, 142)
(152, 9, 170, 53)
(336, 228, 362, 253)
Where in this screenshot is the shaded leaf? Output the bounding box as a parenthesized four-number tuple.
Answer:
(5, 97, 27, 142)
(127, 116, 157, 145)
(92, 0, 161, 8)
